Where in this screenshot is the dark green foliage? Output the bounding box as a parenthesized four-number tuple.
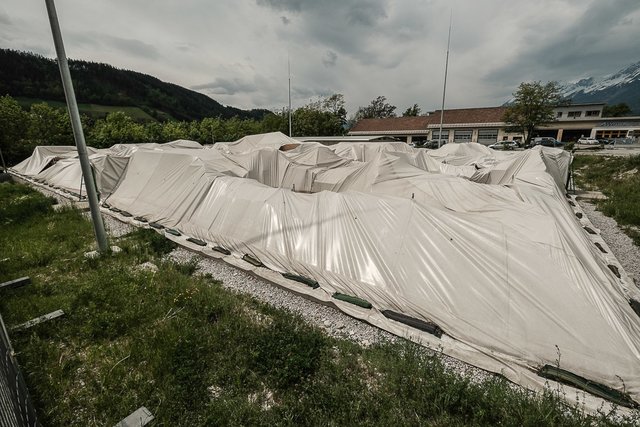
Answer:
(247, 314, 326, 389)
(603, 103, 632, 117)
(0, 181, 55, 224)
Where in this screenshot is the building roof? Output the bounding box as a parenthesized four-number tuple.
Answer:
(349, 116, 430, 133)
(349, 106, 508, 134)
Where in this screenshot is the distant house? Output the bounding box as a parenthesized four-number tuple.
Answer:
(349, 103, 640, 144)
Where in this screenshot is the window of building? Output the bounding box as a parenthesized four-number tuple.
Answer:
(595, 130, 627, 139)
(477, 129, 498, 143)
(431, 130, 449, 140)
(586, 110, 600, 117)
(556, 112, 563, 118)
(568, 111, 582, 118)
(454, 129, 473, 142)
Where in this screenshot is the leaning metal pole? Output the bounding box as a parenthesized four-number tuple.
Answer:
(45, 0, 108, 252)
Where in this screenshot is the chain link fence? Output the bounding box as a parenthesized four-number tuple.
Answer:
(0, 313, 39, 427)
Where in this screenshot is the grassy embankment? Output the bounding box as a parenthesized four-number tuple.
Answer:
(572, 155, 640, 245)
(1, 182, 638, 426)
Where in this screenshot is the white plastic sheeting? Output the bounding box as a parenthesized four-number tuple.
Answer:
(11, 133, 640, 408)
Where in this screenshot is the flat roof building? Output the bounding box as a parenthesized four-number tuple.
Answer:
(349, 103, 640, 145)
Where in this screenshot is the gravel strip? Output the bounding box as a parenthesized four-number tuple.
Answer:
(579, 201, 640, 286)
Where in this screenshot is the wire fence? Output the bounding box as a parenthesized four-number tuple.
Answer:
(0, 313, 39, 427)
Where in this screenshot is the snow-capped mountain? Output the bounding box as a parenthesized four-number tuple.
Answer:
(560, 61, 640, 113)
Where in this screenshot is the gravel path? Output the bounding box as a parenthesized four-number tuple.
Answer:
(579, 201, 640, 286)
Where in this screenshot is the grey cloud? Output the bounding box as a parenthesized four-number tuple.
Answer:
(280, 16, 290, 25)
(192, 77, 259, 95)
(346, 0, 387, 26)
(322, 50, 337, 67)
(0, 11, 11, 25)
(265, 0, 400, 68)
(106, 36, 160, 60)
(256, 0, 307, 13)
(489, 0, 640, 87)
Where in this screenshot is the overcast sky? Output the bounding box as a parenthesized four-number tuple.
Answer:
(1, 0, 639, 115)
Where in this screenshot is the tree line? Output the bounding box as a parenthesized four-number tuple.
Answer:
(0, 94, 350, 165)
(1, 92, 425, 166)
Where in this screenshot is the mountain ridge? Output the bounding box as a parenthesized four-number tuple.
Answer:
(0, 48, 270, 122)
(559, 61, 640, 113)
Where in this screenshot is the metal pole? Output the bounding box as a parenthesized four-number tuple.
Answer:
(0, 147, 6, 172)
(437, 12, 452, 149)
(288, 54, 292, 137)
(45, 0, 108, 252)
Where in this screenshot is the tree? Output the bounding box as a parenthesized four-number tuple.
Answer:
(27, 102, 74, 147)
(403, 104, 421, 117)
(352, 96, 397, 122)
(88, 111, 147, 148)
(603, 103, 631, 117)
(503, 81, 564, 146)
(0, 95, 29, 165)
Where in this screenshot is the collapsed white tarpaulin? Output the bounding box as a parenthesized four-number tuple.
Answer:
(11, 133, 640, 409)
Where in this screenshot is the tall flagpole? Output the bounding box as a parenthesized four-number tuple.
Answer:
(437, 11, 452, 149)
(45, 0, 108, 252)
(288, 54, 292, 137)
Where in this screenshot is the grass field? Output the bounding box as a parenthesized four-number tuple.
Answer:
(1, 182, 638, 426)
(15, 96, 162, 121)
(572, 154, 640, 245)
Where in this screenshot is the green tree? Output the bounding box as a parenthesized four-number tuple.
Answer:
(0, 95, 29, 165)
(353, 95, 397, 121)
(403, 104, 421, 117)
(503, 81, 564, 146)
(27, 102, 74, 147)
(88, 111, 147, 148)
(602, 103, 632, 117)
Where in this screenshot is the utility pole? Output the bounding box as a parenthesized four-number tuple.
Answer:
(438, 11, 452, 149)
(288, 54, 292, 137)
(45, 0, 108, 252)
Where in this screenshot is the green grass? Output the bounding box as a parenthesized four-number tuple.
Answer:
(15, 96, 161, 121)
(1, 181, 639, 426)
(572, 155, 640, 245)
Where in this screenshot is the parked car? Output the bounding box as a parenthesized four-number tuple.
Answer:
(531, 137, 562, 147)
(488, 141, 519, 150)
(577, 137, 600, 145)
(423, 140, 448, 149)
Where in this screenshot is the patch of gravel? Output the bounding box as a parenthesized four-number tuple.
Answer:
(579, 201, 640, 285)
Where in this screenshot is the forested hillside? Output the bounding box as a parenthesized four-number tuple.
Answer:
(0, 49, 270, 121)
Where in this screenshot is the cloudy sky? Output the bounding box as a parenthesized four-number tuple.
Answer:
(1, 0, 639, 115)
